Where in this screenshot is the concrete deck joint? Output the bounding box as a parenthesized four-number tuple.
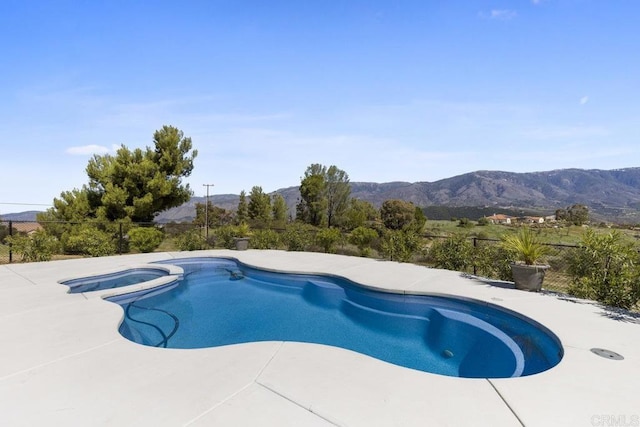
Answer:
(4, 266, 38, 286)
(254, 341, 285, 381)
(255, 381, 342, 426)
(0, 338, 121, 382)
(182, 381, 254, 426)
(183, 341, 287, 426)
(487, 379, 525, 427)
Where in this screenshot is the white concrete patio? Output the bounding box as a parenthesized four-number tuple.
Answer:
(1, 250, 638, 426)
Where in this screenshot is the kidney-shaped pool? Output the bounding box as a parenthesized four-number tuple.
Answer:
(106, 257, 563, 378)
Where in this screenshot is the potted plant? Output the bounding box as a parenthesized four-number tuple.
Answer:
(233, 223, 251, 251)
(501, 226, 550, 292)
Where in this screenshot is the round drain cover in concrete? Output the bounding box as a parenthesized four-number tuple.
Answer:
(590, 348, 624, 360)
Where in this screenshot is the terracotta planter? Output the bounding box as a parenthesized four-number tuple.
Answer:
(510, 263, 549, 292)
(233, 237, 250, 251)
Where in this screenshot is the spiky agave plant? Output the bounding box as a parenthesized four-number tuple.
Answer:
(501, 226, 550, 265)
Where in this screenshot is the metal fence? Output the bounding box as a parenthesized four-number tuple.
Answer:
(1, 219, 580, 292)
(0, 220, 200, 263)
(418, 235, 576, 292)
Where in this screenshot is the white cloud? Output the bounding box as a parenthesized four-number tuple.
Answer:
(580, 96, 589, 105)
(66, 144, 112, 155)
(480, 9, 518, 20)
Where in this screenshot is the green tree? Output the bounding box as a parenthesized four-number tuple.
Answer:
(39, 125, 197, 227)
(37, 189, 94, 240)
(271, 194, 288, 224)
(194, 202, 231, 228)
(194, 201, 214, 228)
(567, 204, 589, 226)
(555, 204, 589, 225)
(414, 207, 427, 232)
(554, 208, 568, 222)
(248, 186, 272, 223)
(86, 125, 197, 222)
(325, 165, 351, 228)
(297, 166, 327, 226)
(236, 190, 248, 224)
(380, 200, 416, 230)
(296, 164, 350, 228)
(343, 199, 379, 231)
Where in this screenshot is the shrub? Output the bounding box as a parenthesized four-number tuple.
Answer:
(379, 229, 421, 262)
(457, 218, 474, 228)
(6, 230, 60, 262)
(477, 217, 490, 226)
(348, 226, 378, 257)
(315, 227, 342, 253)
(64, 227, 116, 257)
(128, 227, 164, 253)
(250, 229, 282, 249)
(428, 235, 474, 271)
(283, 223, 316, 251)
(474, 243, 515, 281)
(175, 229, 207, 251)
(567, 230, 640, 309)
(214, 225, 238, 249)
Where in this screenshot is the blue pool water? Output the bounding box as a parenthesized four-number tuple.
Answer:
(62, 268, 168, 293)
(109, 257, 563, 378)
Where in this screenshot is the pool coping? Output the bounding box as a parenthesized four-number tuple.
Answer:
(60, 262, 184, 301)
(1, 249, 638, 426)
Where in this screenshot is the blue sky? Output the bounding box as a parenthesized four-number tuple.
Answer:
(1, 0, 639, 214)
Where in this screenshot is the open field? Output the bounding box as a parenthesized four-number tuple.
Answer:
(424, 220, 640, 245)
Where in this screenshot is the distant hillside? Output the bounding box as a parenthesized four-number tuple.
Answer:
(0, 211, 41, 222)
(154, 194, 241, 223)
(155, 167, 640, 223)
(6, 167, 640, 224)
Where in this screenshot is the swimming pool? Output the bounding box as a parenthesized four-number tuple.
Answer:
(108, 257, 563, 378)
(62, 268, 169, 293)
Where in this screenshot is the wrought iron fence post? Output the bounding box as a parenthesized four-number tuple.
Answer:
(119, 222, 123, 255)
(8, 220, 13, 263)
(472, 237, 477, 275)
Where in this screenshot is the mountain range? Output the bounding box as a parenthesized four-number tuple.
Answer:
(154, 167, 640, 223)
(4, 168, 640, 223)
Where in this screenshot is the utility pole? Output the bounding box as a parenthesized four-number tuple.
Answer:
(203, 184, 214, 240)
